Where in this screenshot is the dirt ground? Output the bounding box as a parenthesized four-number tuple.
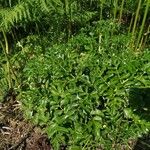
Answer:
(0, 89, 51, 150)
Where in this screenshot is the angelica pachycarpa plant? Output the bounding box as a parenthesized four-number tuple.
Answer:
(18, 29, 150, 149)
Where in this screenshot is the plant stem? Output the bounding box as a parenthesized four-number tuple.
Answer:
(2, 30, 12, 89)
(114, 0, 119, 20)
(143, 24, 150, 48)
(98, 0, 104, 53)
(131, 0, 142, 39)
(1, 30, 19, 88)
(128, 13, 134, 33)
(119, 0, 125, 23)
(138, 36, 144, 51)
(99, 0, 104, 20)
(136, 0, 150, 50)
(64, 0, 71, 40)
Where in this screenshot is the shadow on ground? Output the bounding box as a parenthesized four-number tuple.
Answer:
(129, 88, 150, 150)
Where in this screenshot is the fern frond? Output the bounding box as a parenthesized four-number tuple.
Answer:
(0, 0, 66, 32)
(0, 2, 31, 31)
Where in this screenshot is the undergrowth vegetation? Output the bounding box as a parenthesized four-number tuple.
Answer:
(0, 0, 150, 149)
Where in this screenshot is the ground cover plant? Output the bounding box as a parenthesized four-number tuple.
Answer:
(0, 0, 150, 149)
(19, 32, 150, 149)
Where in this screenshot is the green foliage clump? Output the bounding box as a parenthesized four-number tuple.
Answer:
(19, 32, 150, 149)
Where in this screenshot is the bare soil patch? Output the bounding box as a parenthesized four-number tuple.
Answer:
(0, 89, 51, 150)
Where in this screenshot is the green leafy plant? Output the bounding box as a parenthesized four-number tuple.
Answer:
(17, 30, 150, 149)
